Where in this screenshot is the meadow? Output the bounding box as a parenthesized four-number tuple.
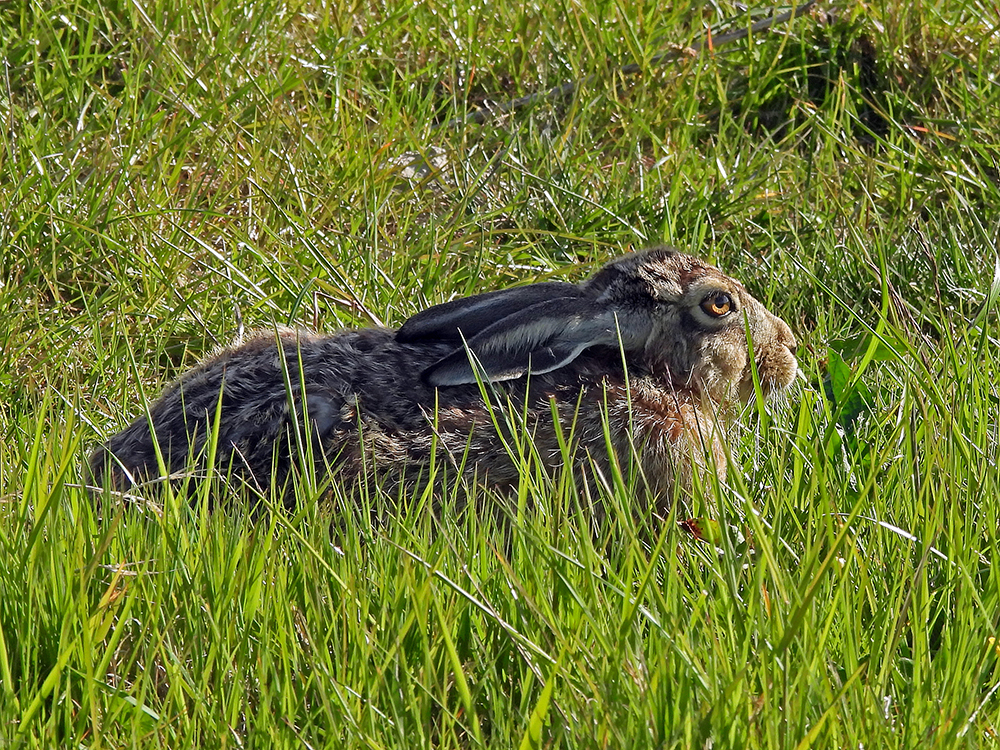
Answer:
(2, 0, 1000, 746)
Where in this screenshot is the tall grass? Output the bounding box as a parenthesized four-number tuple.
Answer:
(2, 0, 1000, 746)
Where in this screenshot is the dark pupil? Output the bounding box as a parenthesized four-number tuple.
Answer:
(714, 294, 728, 310)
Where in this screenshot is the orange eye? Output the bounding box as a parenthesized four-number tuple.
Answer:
(700, 292, 733, 318)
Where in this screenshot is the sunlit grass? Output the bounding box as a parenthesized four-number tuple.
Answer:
(2, 0, 1000, 746)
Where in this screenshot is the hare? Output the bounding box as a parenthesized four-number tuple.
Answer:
(89, 247, 798, 511)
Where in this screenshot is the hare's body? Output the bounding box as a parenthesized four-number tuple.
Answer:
(90, 248, 798, 510)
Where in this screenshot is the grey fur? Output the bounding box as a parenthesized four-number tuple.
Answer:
(420, 298, 649, 385)
(89, 247, 798, 511)
(396, 281, 583, 344)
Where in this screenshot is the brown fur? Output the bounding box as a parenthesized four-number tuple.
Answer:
(89, 247, 798, 512)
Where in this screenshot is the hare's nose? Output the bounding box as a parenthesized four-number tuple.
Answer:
(776, 318, 797, 354)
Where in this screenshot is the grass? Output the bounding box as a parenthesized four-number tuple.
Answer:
(2, 0, 1000, 746)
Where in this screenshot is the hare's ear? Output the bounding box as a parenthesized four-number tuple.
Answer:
(396, 282, 583, 344)
(423, 298, 652, 386)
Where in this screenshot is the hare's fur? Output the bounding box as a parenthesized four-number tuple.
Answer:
(90, 247, 798, 510)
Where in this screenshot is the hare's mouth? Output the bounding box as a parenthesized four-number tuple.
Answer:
(737, 359, 799, 403)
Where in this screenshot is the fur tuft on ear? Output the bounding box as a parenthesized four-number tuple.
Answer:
(422, 298, 652, 386)
(396, 282, 583, 344)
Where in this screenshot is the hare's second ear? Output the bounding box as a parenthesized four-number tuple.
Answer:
(423, 298, 651, 386)
(396, 282, 582, 344)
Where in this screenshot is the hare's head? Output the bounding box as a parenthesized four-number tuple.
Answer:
(400, 247, 798, 406)
(584, 248, 799, 404)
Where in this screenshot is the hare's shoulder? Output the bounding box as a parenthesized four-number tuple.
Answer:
(535, 357, 712, 440)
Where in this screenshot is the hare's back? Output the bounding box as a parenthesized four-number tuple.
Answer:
(91, 328, 451, 489)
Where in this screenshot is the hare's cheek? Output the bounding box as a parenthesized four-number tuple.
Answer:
(697, 340, 746, 401)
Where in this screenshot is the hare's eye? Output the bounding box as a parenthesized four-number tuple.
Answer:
(700, 293, 733, 318)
